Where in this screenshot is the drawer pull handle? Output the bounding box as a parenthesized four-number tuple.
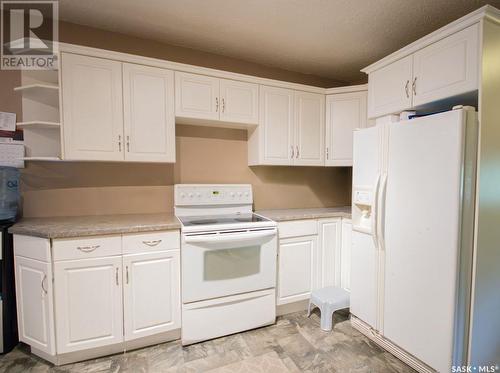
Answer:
(142, 240, 162, 247)
(77, 245, 100, 252)
(41, 274, 48, 295)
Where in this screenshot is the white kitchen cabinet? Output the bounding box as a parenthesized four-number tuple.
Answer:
(249, 85, 294, 165)
(14, 256, 55, 355)
(294, 92, 325, 166)
(61, 53, 124, 161)
(367, 55, 413, 119)
(175, 72, 219, 121)
(412, 24, 479, 107)
(219, 79, 258, 124)
(278, 235, 319, 305)
(54, 256, 124, 354)
(325, 91, 367, 166)
(366, 24, 479, 118)
(340, 219, 352, 291)
(318, 218, 341, 288)
(175, 72, 258, 126)
(123, 251, 180, 341)
(248, 86, 326, 166)
(123, 64, 175, 162)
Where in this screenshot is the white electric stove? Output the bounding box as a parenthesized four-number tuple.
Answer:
(174, 184, 277, 345)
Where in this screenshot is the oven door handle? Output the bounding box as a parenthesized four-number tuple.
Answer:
(184, 229, 276, 247)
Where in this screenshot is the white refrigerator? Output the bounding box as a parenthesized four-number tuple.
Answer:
(350, 107, 478, 373)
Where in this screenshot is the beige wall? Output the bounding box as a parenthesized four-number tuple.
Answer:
(21, 125, 351, 217)
(1, 21, 351, 218)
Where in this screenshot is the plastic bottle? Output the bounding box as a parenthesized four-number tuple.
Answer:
(0, 166, 20, 221)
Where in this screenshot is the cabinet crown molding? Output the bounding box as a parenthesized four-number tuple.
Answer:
(361, 5, 500, 74)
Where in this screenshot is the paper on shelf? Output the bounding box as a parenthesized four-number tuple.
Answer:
(0, 112, 16, 131)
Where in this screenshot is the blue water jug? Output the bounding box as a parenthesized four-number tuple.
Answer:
(0, 166, 20, 221)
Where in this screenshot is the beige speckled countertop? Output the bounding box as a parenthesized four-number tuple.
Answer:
(256, 207, 351, 222)
(8, 213, 181, 239)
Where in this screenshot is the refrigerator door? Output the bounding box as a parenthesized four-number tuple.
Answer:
(382, 109, 472, 372)
(350, 125, 383, 329)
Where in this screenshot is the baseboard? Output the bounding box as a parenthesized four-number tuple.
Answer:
(31, 329, 181, 366)
(277, 299, 309, 316)
(350, 316, 436, 373)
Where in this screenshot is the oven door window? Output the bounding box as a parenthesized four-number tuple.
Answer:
(204, 245, 260, 281)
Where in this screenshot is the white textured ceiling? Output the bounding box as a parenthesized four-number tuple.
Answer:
(58, 0, 500, 83)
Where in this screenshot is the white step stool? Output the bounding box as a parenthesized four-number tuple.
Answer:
(307, 286, 350, 331)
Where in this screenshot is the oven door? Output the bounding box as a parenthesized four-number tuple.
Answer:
(181, 227, 277, 303)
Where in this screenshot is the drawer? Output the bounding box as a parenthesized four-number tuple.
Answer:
(52, 235, 122, 261)
(122, 231, 180, 255)
(278, 220, 318, 238)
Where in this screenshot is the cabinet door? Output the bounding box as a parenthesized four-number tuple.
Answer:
(15, 256, 55, 355)
(123, 251, 180, 341)
(277, 235, 319, 305)
(367, 55, 413, 118)
(54, 257, 123, 353)
(341, 219, 352, 291)
(219, 79, 258, 124)
(175, 72, 219, 121)
(259, 86, 294, 165)
(294, 92, 325, 166)
(325, 92, 367, 166)
(412, 24, 479, 107)
(61, 53, 124, 161)
(318, 219, 341, 288)
(123, 64, 175, 162)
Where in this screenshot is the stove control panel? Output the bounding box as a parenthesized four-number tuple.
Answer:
(174, 184, 253, 206)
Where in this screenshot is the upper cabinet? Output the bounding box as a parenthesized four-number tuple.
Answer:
(175, 72, 219, 121)
(250, 86, 294, 165)
(366, 23, 479, 118)
(325, 90, 367, 167)
(61, 53, 176, 162)
(294, 92, 325, 166)
(367, 56, 413, 119)
(123, 64, 175, 162)
(61, 53, 124, 161)
(412, 24, 479, 106)
(175, 72, 258, 126)
(219, 79, 259, 124)
(248, 86, 324, 166)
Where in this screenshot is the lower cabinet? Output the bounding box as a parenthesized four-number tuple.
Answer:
(14, 256, 56, 355)
(277, 235, 319, 305)
(123, 251, 180, 341)
(277, 217, 351, 307)
(13, 231, 180, 363)
(54, 257, 124, 354)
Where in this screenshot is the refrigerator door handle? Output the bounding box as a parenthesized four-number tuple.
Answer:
(371, 173, 381, 248)
(377, 173, 388, 251)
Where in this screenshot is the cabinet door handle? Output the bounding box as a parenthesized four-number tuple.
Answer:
(296, 145, 299, 158)
(326, 147, 329, 160)
(404, 80, 410, 98)
(412, 77, 417, 95)
(41, 274, 48, 295)
(77, 245, 100, 252)
(126, 136, 130, 152)
(215, 97, 219, 112)
(115, 267, 119, 286)
(118, 135, 122, 152)
(126, 266, 129, 284)
(291, 145, 294, 159)
(222, 98, 225, 113)
(142, 239, 162, 247)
